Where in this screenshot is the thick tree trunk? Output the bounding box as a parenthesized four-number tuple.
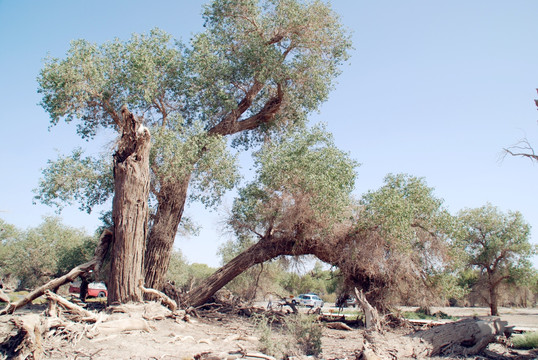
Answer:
(181, 234, 384, 309)
(108, 106, 151, 304)
(182, 236, 297, 307)
(144, 177, 190, 291)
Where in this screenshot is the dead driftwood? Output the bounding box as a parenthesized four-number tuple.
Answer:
(0, 229, 112, 315)
(44, 290, 98, 322)
(354, 288, 380, 331)
(357, 317, 509, 359)
(325, 322, 353, 331)
(0, 314, 44, 360)
(138, 280, 177, 312)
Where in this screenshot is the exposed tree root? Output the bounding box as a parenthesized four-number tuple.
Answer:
(0, 314, 44, 360)
(138, 279, 177, 312)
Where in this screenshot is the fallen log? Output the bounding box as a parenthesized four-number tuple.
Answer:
(414, 317, 508, 356)
(0, 229, 112, 315)
(357, 317, 509, 359)
(325, 322, 353, 331)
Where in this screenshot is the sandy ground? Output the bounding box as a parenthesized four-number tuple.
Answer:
(5, 302, 538, 360)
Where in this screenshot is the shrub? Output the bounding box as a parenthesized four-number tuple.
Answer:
(253, 313, 323, 357)
(512, 332, 538, 350)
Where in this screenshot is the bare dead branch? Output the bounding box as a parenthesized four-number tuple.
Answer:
(0, 228, 113, 315)
(137, 280, 177, 312)
(44, 290, 98, 322)
(503, 137, 538, 163)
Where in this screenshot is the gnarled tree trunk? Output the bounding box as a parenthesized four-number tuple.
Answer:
(108, 106, 151, 304)
(182, 236, 297, 307)
(142, 86, 284, 293)
(144, 177, 190, 291)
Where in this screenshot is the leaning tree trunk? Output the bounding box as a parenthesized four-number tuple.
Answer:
(182, 236, 298, 307)
(181, 234, 384, 308)
(144, 176, 190, 291)
(108, 106, 151, 304)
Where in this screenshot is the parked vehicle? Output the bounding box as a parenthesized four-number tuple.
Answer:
(294, 293, 324, 308)
(68, 281, 108, 298)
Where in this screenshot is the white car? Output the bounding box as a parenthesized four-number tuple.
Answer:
(295, 293, 324, 308)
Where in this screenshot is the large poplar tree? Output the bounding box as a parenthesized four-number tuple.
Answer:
(36, 0, 351, 300)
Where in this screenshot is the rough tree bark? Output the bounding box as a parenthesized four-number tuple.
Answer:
(181, 233, 369, 308)
(182, 235, 296, 307)
(108, 106, 151, 304)
(489, 283, 499, 316)
(144, 177, 190, 291)
(143, 86, 283, 292)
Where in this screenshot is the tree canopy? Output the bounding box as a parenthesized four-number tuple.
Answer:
(456, 203, 534, 315)
(36, 0, 352, 294)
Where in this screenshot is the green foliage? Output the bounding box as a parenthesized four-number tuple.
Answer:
(166, 250, 189, 286)
(512, 332, 538, 350)
(38, 28, 185, 138)
(357, 174, 456, 282)
(33, 148, 113, 213)
(231, 125, 358, 237)
(56, 238, 98, 275)
(402, 309, 456, 321)
(151, 116, 240, 208)
(192, 0, 352, 147)
(0, 217, 95, 289)
(457, 204, 534, 284)
(455, 204, 534, 313)
(359, 173, 455, 254)
(166, 250, 216, 292)
(279, 262, 338, 298)
(36, 0, 352, 214)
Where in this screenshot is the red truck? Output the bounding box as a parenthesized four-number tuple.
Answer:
(68, 281, 108, 298)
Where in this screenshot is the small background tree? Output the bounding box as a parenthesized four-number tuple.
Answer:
(457, 203, 534, 315)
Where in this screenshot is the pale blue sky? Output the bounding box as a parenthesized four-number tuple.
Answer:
(1, 0, 537, 267)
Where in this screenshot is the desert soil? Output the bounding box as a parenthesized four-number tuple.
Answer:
(6, 302, 538, 360)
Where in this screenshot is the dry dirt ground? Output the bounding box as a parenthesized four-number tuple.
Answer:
(4, 302, 538, 360)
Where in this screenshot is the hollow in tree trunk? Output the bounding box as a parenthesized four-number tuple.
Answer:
(108, 106, 151, 304)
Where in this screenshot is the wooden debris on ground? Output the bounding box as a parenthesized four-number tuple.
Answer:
(356, 317, 511, 359)
(0, 289, 195, 359)
(325, 321, 354, 331)
(0, 314, 44, 360)
(138, 279, 177, 312)
(0, 228, 112, 315)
